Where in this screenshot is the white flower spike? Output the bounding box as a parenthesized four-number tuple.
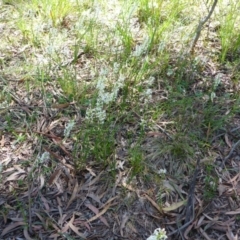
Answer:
(147, 228, 168, 240)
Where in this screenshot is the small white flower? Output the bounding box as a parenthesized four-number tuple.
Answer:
(140, 118, 147, 128)
(99, 68, 108, 76)
(86, 105, 104, 124)
(210, 92, 216, 102)
(166, 68, 174, 76)
(146, 76, 155, 86)
(147, 228, 168, 240)
(38, 152, 50, 163)
(0, 100, 8, 108)
(86, 71, 125, 124)
(114, 75, 125, 90)
(158, 169, 167, 175)
(99, 92, 114, 104)
(113, 62, 120, 73)
(140, 88, 152, 103)
(95, 107, 106, 124)
(145, 88, 152, 97)
(96, 77, 106, 91)
(64, 120, 75, 138)
(132, 37, 150, 57)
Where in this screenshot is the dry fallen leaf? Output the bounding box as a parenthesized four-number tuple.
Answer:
(69, 222, 86, 239)
(120, 212, 129, 237)
(218, 184, 228, 196)
(48, 167, 62, 185)
(87, 202, 113, 224)
(51, 103, 70, 109)
(63, 215, 86, 239)
(1, 221, 25, 237)
(24, 228, 34, 240)
(40, 193, 50, 211)
(5, 171, 25, 182)
(39, 174, 45, 189)
(143, 194, 163, 213)
(126, 221, 138, 234)
(0, 134, 5, 147)
(86, 167, 96, 176)
(85, 202, 109, 227)
(184, 222, 195, 240)
(87, 193, 103, 206)
(34, 212, 47, 230)
(226, 230, 238, 240)
(66, 180, 79, 209)
(162, 200, 187, 212)
(225, 208, 240, 215)
(199, 227, 214, 240)
(225, 134, 232, 148)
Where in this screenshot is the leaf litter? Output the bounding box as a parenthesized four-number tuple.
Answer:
(1, 70, 240, 239)
(1, 1, 240, 240)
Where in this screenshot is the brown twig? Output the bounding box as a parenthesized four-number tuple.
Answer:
(221, 139, 240, 167)
(189, 0, 218, 54)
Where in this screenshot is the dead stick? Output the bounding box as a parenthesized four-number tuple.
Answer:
(221, 139, 240, 167)
(190, 0, 218, 54)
